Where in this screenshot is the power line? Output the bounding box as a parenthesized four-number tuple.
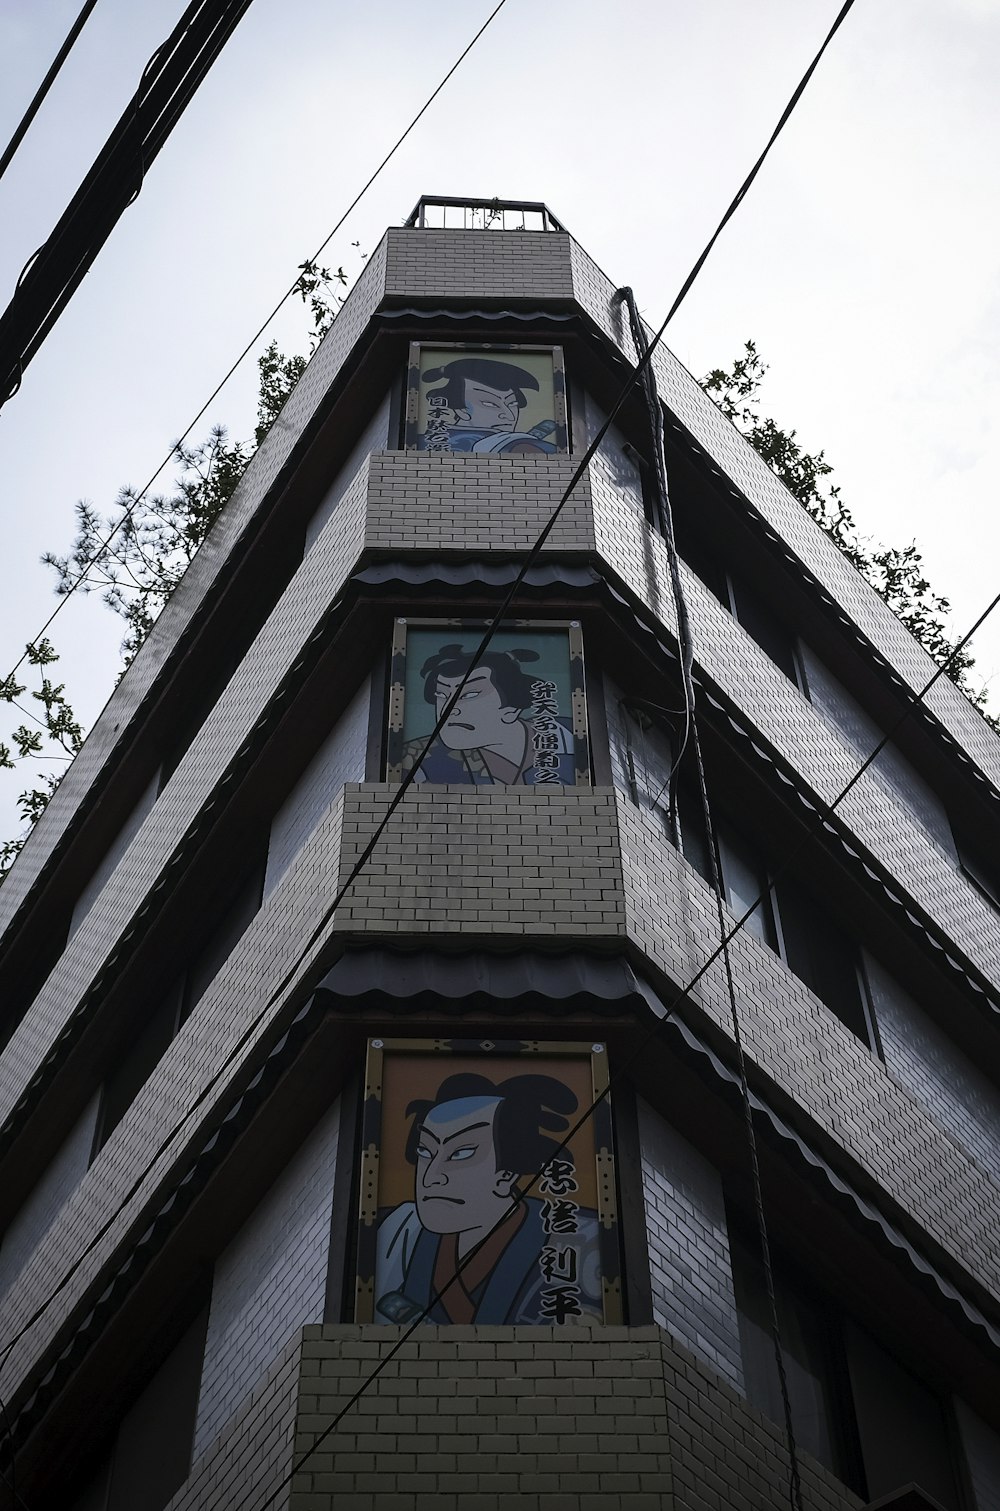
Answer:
(0, 0, 257, 413)
(0, 0, 512, 688)
(0, 0, 101, 185)
(0, 0, 513, 1387)
(12, 4, 983, 1504)
(0, 0, 861, 1430)
(253, 590, 1000, 1511)
(0, 2, 876, 1489)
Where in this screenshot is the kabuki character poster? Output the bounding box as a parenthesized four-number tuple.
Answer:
(404, 343, 568, 456)
(386, 619, 590, 789)
(356, 1039, 621, 1327)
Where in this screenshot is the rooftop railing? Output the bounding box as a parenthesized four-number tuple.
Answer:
(403, 195, 566, 232)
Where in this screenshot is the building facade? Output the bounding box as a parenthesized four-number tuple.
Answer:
(1, 195, 1000, 1511)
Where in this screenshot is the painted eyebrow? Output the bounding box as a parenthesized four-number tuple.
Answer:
(443, 1120, 490, 1144)
(441, 670, 491, 686)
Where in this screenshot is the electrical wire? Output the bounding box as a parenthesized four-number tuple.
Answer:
(0, 0, 869, 1467)
(10, 5, 953, 1503)
(0, 0, 513, 1383)
(251, 584, 1000, 1511)
(0, 0, 256, 413)
(0, 0, 512, 689)
(631, 287, 804, 1508)
(0, 0, 100, 185)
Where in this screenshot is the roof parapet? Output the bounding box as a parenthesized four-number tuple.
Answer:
(403, 194, 566, 232)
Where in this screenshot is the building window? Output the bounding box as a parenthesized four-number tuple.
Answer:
(66, 1304, 209, 1511)
(404, 342, 568, 455)
(731, 1233, 860, 1488)
(772, 883, 879, 1049)
(93, 854, 265, 1155)
(677, 792, 780, 958)
(731, 1234, 966, 1506)
(619, 701, 677, 835)
(727, 576, 803, 687)
(954, 830, 1000, 913)
(677, 792, 877, 1049)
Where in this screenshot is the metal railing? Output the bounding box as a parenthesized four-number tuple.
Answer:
(403, 195, 566, 232)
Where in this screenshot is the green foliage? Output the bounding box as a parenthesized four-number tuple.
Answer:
(3, 296, 991, 880)
(702, 341, 993, 723)
(0, 259, 346, 880)
(43, 262, 344, 669)
(0, 638, 84, 876)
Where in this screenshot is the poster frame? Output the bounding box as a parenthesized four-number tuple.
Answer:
(403, 340, 569, 453)
(385, 617, 591, 788)
(355, 1035, 621, 1326)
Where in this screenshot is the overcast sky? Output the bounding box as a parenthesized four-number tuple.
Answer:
(1, 0, 998, 840)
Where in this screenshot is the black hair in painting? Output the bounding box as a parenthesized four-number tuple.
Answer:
(404, 1072, 579, 1175)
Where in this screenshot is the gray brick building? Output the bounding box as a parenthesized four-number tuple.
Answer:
(2, 195, 999, 1511)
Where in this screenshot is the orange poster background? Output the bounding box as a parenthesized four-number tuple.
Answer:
(376, 1049, 599, 1213)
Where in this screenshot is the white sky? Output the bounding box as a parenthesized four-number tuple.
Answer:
(1, 0, 998, 840)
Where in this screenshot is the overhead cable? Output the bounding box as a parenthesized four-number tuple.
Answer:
(251, 586, 1000, 1511)
(0, 0, 868, 1470)
(0, 0, 256, 415)
(0, 0, 512, 687)
(0, 0, 101, 186)
(623, 279, 804, 1509)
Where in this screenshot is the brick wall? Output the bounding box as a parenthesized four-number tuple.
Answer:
(0, 239, 391, 933)
(0, 791, 349, 1401)
(383, 228, 576, 304)
(327, 784, 1000, 1302)
(567, 228, 1000, 789)
(0, 461, 371, 1133)
(362, 451, 596, 555)
(799, 644, 959, 863)
(69, 773, 161, 936)
(332, 785, 625, 939)
(167, 1336, 301, 1511)
(276, 1324, 860, 1511)
(636, 1098, 743, 1393)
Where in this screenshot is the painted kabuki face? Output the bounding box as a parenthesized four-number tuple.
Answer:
(414, 1096, 518, 1235)
(457, 379, 520, 433)
(434, 668, 521, 751)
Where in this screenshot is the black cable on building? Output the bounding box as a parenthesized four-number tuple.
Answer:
(0, 0, 101, 186)
(621, 277, 805, 1509)
(0, 0, 866, 1423)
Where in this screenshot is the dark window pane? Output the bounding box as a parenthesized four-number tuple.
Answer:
(956, 835, 1000, 912)
(677, 784, 712, 885)
(66, 1458, 111, 1511)
(719, 826, 778, 953)
(677, 529, 730, 607)
(732, 1237, 856, 1485)
(730, 578, 800, 685)
(107, 1306, 209, 1511)
(180, 858, 265, 1023)
(94, 979, 183, 1154)
(844, 1323, 962, 1509)
(775, 884, 872, 1045)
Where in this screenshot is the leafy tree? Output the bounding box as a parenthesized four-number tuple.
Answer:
(0, 638, 84, 875)
(0, 261, 342, 879)
(43, 261, 344, 666)
(702, 340, 993, 719)
(1, 315, 992, 880)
